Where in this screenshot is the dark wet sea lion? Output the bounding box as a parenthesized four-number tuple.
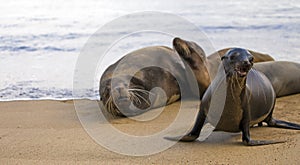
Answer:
(173, 37, 300, 98)
(99, 46, 195, 117)
(165, 48, 300, 145)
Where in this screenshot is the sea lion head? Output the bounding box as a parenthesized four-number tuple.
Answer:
(100, 75, 151, 117)
(221, 48, 254, 79)
(173, 37, 210, 98)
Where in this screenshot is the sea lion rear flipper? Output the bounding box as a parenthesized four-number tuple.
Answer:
(266, 118, 300, 130)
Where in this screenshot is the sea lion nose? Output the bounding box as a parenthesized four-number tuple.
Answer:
(242, 60, 252, 69)
(114, 87, 128, 98)
(243, 60, 251, 66)
(239, 61, 251, 74)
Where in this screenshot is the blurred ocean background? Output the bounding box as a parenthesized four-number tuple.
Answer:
(0, 0, 299, 101)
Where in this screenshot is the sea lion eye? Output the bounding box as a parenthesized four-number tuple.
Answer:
(230, 55, 235, 60)
(221, 56, 228, 60)
(249, 56, 254, 62)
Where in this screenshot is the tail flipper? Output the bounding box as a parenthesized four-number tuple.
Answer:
(267, 118, 300, 130)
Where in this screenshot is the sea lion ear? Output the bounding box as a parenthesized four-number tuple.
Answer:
(173, 37, 191, 57)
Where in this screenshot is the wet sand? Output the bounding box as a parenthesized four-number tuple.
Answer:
(0, 94, 299, 164)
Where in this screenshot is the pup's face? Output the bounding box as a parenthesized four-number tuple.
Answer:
(221, 48, 254, 78)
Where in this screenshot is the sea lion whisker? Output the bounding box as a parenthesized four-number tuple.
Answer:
(128, 88, 155, 96)
(236, 76, 243, 89)
(129, 91, 141, 104)
(134, 92, 151, 106)
(109, 99, 114, 115)
(110, 98, 117, 116)
(128, 91, 135, 101)
(104, 96, 112, 109)
(129, 86, 144, 90)
(132, 90, 150, 96)
(129, 90, 147, 105)
(106, 97, 113, 115)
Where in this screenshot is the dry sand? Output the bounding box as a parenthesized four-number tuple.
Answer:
(0, 94, 300, 164)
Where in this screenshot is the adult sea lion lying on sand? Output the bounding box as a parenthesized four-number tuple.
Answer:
(99, 46, 196, 117)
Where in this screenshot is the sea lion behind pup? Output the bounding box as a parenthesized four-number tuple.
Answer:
(254, 61, 300, 97)
(99, 46, 195, 117)
(165, 48, 300, 146)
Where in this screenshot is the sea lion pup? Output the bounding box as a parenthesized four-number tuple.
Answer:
(173, 37, 300, 97)
(99, 46, 196, 117)
(165, 48, 300, 146)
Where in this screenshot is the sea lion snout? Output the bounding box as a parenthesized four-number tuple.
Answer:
(113, 86, 130, 100)
(222, 48, 254, 77)
(101, 71, 157, 116)
(234, 60, 252, 77)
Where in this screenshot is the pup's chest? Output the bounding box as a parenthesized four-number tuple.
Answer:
(215, 90, 244, 132)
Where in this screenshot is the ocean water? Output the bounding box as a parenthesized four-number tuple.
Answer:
(0, 0, 299, 101)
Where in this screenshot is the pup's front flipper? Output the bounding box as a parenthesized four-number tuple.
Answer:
(164, 133, 199, 142)
(243, 139, 285, 146)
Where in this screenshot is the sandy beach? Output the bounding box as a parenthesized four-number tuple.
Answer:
(0, 94, 299, 164)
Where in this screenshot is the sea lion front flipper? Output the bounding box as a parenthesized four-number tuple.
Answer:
(164, 133, 199, 142)
(241, 119, 285, 146)
(239, 93, 285, 146)
(244, 140, 285, 146)
(240, 111, 286, 146)
(266, 118, 300, 130)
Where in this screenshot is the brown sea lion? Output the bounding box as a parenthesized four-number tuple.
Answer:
(254, 61, 300, 97)
(173, 37, 300, 97)
(99, 46, 197, 117)
(165, 48, 300, 145)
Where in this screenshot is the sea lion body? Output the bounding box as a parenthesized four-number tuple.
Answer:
(216, 70, 275, 131)
(254, 61, 300, 97)
(100, 46, 191, 116)
(166, 48, 300, 145)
